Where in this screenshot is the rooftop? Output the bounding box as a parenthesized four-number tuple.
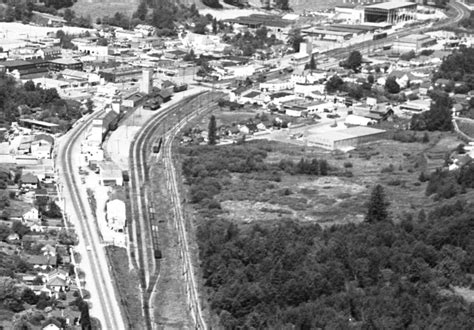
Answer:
(308, 126, 386, 142)
(19, 119, 59, 128)
(365, 1, 416, 10)
(50, 58, 81, 65)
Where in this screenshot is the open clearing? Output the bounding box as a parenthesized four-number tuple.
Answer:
(182, 106, 466, 228)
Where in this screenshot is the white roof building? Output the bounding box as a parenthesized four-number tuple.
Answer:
(106, 199, 126, 232)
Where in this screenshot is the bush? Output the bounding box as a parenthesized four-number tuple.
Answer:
(387, 179, 402, 186)
(381, 164, 394, 173)
(344, 162, 353, 168)
(282, 188, 292, 195)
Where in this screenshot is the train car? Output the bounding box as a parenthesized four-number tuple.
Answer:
(122, 170, 129, 183)
(373, 32, 387, 41)
(154, 249, 162, 259)
(152, 137, 163, 153)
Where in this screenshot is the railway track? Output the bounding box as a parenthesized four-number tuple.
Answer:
(159, 97, 221, 330)
(128, 92, 210, 329)
(58, 110, 125, 330)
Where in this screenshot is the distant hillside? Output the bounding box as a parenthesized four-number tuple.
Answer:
(71, 0, 340, 23)
(72, 0, 208, 21)
(72, 0, 140, 21)
(289, 0, 343, 12)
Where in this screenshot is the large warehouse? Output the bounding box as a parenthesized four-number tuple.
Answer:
(393, 34, 437, 53)
(307, 126, 386, 150)
(364, 2, 417, 24)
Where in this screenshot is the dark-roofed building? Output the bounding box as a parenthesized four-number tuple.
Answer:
(37, 47, 61, 60)
(364, 1, 417, 24)
(157, 89, 172, 103)
(19, 119, 60, 133)
(0, 59, 49, 78)
(99, 66, 142, 82)
(49, 58, 83, 71)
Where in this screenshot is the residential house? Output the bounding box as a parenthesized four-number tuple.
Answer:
(22, 234, 56, 247)
(31, 134, 54, 159)
(46, 276, 69, 292)
(6, 233, 20, 243)
(30, 285, 53, 297)
(46, 269, 69, 282)
(42, 320, 62, 330)
(56, 245, 71, 265)
(41, 244, 56, 257)
(434, 78, 452, 90)
(20, 172, 39, 190)
(419, 81, 431, 96)
(161, 80, 175, 94)
(157, 89, 172, 103)
(35, 188, 49, 205)
(24, 254, 57, 269)
(22, 207, 40, 226)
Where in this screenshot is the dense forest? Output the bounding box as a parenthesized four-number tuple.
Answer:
(181, 142, 474, 329)
(0, 74, 81, 130)
(432, 46, 474, 87)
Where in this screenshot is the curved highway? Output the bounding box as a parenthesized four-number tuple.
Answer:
(58, 110, 125, 330)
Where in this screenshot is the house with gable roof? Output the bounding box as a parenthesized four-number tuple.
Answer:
(20, 172, 39, 190)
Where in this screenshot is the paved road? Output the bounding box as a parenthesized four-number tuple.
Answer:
(57, 111, 125, 330)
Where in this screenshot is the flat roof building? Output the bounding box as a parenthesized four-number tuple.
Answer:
(393, 34, 437, 53)
(364, 2, 417, 24)
(307, 126, 386, 150)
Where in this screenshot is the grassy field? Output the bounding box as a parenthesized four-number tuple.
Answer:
(180, 104, 465, 228)
(149, 159, 194, 329)
(105, 246, 144, 330)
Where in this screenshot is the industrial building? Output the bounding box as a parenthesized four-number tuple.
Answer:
(364, 2, 417, 24)
(392, 34, 437, 53)
(99, 66, 143, 83)
(140, 69, 153, 94)
(307, 126, 386, 150)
